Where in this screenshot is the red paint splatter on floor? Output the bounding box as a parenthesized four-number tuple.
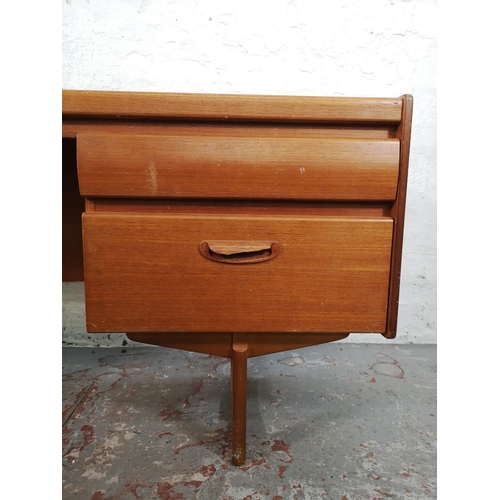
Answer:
(159, 431, 173, 438)
(109, 372, 129, 391)
(158, 407, 184, 420)
(182, 379, 204, 410)
(81, 424, 95, 449)
(157, 483, 184, 500)
(369, 377, 376, 383)
(125, 481, 154, 498)
(184, 464, 217, 488)
(207, 355, 229, 374)
(90, 492, 105, 500)
(241, 457, 266, 471)
(63, 424, 95, 460)
(174, 440, 206, 455)
(271, 439, 293, 463)
(159, 379, 203, 421)
(216, 427, 232, 460)
(156, 464, 215, 499)
(63, 384, 92, 422)
(278, 465, 287, 478)
(198, 464, 216, 479)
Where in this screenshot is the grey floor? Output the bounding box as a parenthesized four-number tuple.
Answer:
(62, 343, 436, 499)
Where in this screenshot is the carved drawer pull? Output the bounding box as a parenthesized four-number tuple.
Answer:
(199, 240, 280, 264)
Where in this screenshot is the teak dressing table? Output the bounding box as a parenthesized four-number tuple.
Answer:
(62, 90, 413, 465)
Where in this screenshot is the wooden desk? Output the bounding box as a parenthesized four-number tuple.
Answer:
(62, 90, 413, 465)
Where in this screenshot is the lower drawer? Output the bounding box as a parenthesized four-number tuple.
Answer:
(82, 214, 393, 333)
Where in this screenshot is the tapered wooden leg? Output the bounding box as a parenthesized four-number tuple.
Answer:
(231, 333, 248, 466)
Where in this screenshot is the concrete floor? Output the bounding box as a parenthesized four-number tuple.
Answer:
(62, 343, 436, 499)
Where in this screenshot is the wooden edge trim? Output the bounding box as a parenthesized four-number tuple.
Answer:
(63, 90, 403, 124)
(384, 94, 414, 338)
(84, 198, 95, 212)
(125, 332, 233, 357)
(125, 332, 352, 357)
(247, 333, 350, 357)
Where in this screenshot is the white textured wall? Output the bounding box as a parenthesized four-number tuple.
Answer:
(62, 0, 436, 345)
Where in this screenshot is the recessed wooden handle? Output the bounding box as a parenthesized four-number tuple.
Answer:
(199, 240, 280, 264)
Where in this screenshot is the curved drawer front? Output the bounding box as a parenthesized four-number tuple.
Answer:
(77, 134, 399, 201)
(83, 213, 393, 334)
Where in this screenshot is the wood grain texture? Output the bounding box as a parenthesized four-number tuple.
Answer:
(124, 332, 350, 358)
(64, 91, 414, 468)
(82, 214, 393, 334)
(84, 198, 95, 212)
(63, 119, 398, 140)
(63, 90, 402, 123)
(231, 333, 248, 466)
(246, 332, 349, 357)
(77, 134, 400, 201)
(385, 94, 414, 338)
(125, 332, 233, 357)
(92, 198, 392, 217)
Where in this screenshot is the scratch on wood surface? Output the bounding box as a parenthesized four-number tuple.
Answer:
(146, 159, 158, 195)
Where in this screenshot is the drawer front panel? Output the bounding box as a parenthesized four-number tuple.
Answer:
(83, 214, 393, 334)
(77, 134, 400, 201)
